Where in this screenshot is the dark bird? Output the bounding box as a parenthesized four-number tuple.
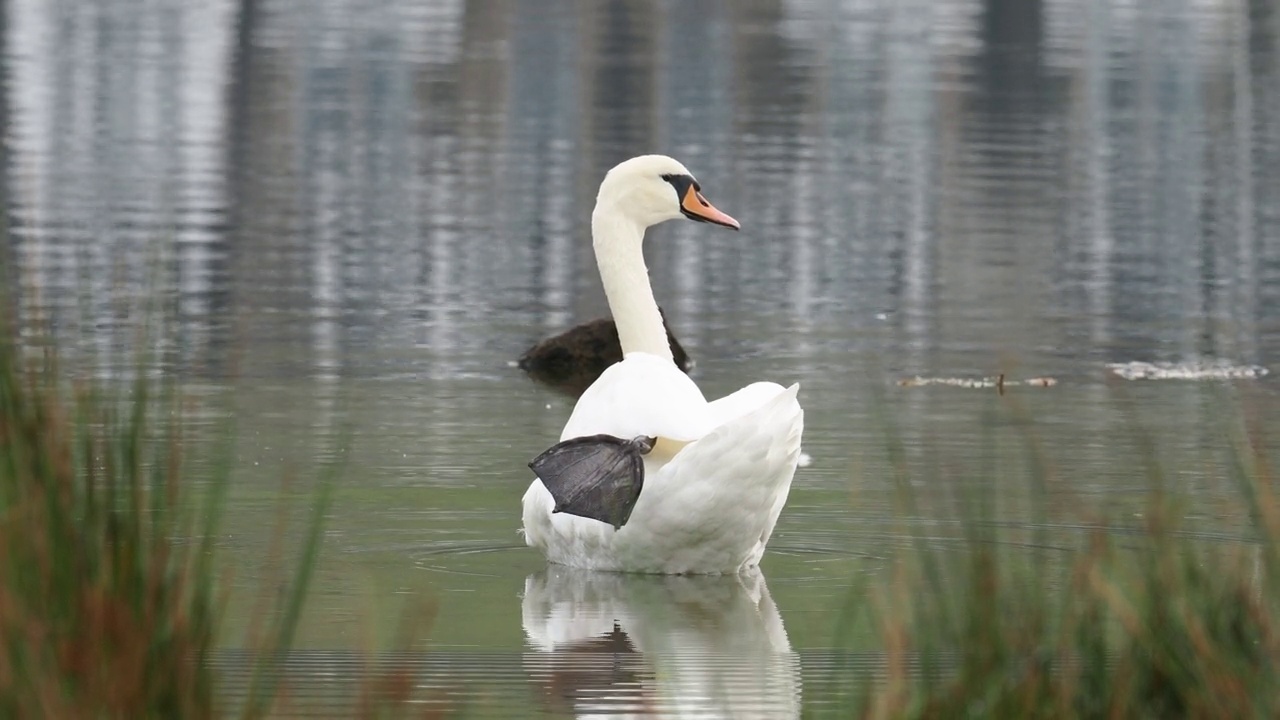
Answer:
(517, 309, 692, 398)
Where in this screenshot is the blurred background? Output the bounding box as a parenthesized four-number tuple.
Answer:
(2, 0, 1278, 713)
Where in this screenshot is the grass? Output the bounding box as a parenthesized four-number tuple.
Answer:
(0, 331, 219, 715)
(0, 309, 444, 717)
(819, 392, 1280, 719)
(0, 318, 334, 717)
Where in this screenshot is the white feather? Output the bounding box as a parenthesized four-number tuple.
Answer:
(520, 155, 805, 574)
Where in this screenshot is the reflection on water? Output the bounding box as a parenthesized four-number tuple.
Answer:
(7, 0, 1280, 380)
(3, 0, 1280, 715)
(522, 567, 798, 719)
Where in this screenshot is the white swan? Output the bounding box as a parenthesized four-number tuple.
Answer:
(520, 155, 804, 574)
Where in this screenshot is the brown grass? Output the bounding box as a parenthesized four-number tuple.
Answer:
(0, 338, 217, 717)
(829, 393, 1280, 719)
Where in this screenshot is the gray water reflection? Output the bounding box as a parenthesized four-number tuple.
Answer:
(522, 567, 799, 719)
(3, 0, 1280, 715)
(8, 0, 1279, 378)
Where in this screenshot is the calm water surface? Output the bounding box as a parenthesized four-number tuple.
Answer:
(5, 0, 1280, 715)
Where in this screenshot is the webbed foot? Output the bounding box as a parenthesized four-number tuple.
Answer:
(529, 435, 656, 530)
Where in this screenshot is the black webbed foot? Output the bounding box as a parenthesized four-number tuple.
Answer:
(529, 435, 656, 530)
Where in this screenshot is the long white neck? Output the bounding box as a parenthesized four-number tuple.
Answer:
(591, 208, 673, 362)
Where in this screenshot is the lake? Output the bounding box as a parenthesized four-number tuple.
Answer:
(4, 0, 1279, 715)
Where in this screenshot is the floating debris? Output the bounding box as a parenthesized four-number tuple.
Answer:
(1106, 361, 1269, 381)
(897, 376, 1058, 390)
(797, 452, 813, 468)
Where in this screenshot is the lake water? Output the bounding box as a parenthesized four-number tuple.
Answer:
(4, 0, 1280, 715)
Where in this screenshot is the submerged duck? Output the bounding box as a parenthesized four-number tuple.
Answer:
(517, 309, 693, 398)
(520, 155, 804, 575)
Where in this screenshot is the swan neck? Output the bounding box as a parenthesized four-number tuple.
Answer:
(591, 210, 673, 362)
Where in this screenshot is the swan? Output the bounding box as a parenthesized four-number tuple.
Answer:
(520, 154, 804, 575)
(517, 307, 693, 398)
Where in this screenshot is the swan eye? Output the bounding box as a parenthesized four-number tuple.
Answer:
(660, 171, 740, 229)
(660, 173, 698, 196)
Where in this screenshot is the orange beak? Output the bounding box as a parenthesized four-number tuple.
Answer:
(679, 185, 740, 230)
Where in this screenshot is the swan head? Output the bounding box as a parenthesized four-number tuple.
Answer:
(595, 155, 740, 231)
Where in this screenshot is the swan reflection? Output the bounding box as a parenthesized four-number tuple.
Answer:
(521, 566, 799, 718)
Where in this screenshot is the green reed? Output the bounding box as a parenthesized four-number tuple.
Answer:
(820, 391, 1280, 719)
(0, 309, 353, 717)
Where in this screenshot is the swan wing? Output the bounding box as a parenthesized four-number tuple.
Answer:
(522, 382, 803, 573)
(560, 352, 715, 443)
(706, 381, 796, 426)
(611, 383, 803, 572)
